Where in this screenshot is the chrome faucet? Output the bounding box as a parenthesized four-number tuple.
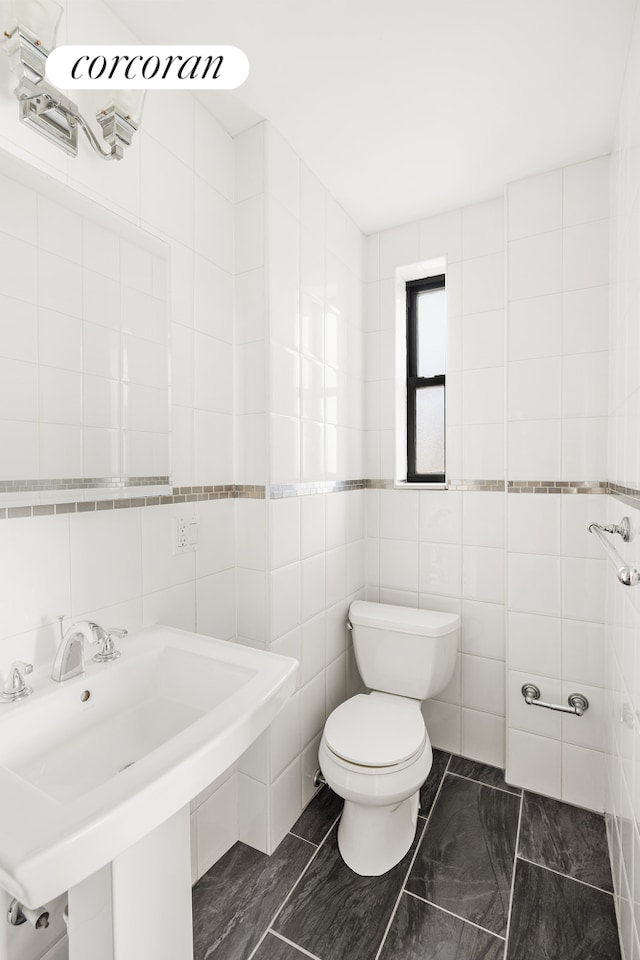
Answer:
(51, 621, 128, 682)
(0, 661, 34, 703)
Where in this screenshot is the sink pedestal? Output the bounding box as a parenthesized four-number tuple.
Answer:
(68, 807, 193, 960)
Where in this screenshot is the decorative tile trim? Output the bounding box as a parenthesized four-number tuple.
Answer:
(0, 476, 170, 493)
(609, 482, 640, 509)
(0, 484, 266, 520)
(508, 480, 608, 495)
(448, 480, 506, 492)
(365, 480, 395, 489)
(270, 479, 366, 499)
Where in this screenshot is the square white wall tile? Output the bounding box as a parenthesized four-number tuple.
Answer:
(378, 223, 420, 280)
(508, 231, 562, 301)
(461, 709, 505, 768)
(562, 220, 609, 292)
(508, 612, 561, 678)
(462, 546, 504, 603)
(563, 156, 610, 228)
(379, 539, 419, 593)
(562, 743, 605, 811)
(508, 553, 561, 617)
(508, 357, 561, 421)
(508, 420, 561, 480)
(462, 198, 504, 259)
(508, 729, 561, 798)
(196, 775, 238, 877)
(462, 310, 504, 370)
(508, 169, 563, 241)
(379, 490, 419, 540)
(562, 619, 605, 687)
(462, 424, 504, 480)
(462, 252, 504, 315)
(270, 562, 300, 640)
(238, 774, 268, 853)
(270, 497, 301, 568)
(462, 492, 505, 548)
(419, 542, 462, 598)
(70, 509, 141, 614)
(461, 600, 505, 660)
(462, 654, 505, 715)
(196, 570, 236, 640)
(563, 286, 609, 355)
(561, 418, 608, 481)
(508, 294, 562, 362)
(419, 491, 462, 543)
(561, 352, 608, 419)
(422, 699, 461, 754)
(561, 558, 606, 622)
(462, 367, 504, 425)
(508, 494, 561, 555)
(270, 758, 302, 851)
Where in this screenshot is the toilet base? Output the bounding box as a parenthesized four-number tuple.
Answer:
(337, 790, 420, 876)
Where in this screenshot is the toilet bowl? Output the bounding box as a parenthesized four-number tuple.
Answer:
(319, 601, 459, 876)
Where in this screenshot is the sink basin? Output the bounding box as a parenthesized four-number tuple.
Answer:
(0, 625, 298, 908)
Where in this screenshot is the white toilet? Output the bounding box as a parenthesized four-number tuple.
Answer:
(318, 599, 459, 876)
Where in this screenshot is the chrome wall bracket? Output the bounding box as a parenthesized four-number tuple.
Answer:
(521, 683, 589, 717)
(588, 516, 640, 586)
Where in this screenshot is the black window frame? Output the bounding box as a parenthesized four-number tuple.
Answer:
(406, 274, 446, 484)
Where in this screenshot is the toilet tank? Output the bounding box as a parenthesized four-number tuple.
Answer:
(349, 600, 459, 701)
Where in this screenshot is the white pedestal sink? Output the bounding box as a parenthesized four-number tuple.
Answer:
(0, 626, 298, 959)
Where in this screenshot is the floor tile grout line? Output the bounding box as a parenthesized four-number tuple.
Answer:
(373, 761, 451, 960)
(246, 812, 343, 960)
(403, 889, 507, 942)
(501, 788, 524, 960)
(268, 930, 325, 960)
(515, 854, 615, 897)
(446, 769, 521, 797)
(288, 831, 318, 847)
(372, 818, 430, 960)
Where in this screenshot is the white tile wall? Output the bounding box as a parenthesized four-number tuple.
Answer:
(606, 5, 640, 955)
(505, 155, 610, 814)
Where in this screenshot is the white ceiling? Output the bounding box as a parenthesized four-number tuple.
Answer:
(106, 0, 637, 234)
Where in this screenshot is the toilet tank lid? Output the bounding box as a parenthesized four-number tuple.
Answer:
(349, 601, 460, 637)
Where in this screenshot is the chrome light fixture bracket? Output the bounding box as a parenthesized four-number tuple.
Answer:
(96, 105, 139, 162)
(3, 19, 142, 161)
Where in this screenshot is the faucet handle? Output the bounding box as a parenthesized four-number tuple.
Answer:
(0, 661, 34, 703)
(92, 627, 127, 663)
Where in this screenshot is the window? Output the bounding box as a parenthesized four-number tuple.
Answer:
(406, 274, 446, 483)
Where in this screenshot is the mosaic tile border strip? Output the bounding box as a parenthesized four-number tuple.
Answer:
(366, 479, 609, 494)
(270, 479, 366, 499)
(508, 480, 608, 495)
(0, 476, 170, 493)
(0, 484, 266, 520)
(609, 482, 640, 509)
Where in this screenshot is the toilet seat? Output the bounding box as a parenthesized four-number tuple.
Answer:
(324, 692, 426, 769)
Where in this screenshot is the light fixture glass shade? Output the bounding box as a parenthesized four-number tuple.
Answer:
(111, 89, 147, 126)
(8, 0, 62, 51)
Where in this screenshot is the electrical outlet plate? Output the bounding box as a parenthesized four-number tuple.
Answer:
(173, 518, 199, 555)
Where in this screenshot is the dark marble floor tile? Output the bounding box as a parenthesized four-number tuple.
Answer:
(448, 755, 520, 795)
(420, 748, 451, 817)
(290, 785, 343, 845)
(519, 791, 613, 892)
(273, 822, 421, 960)
(507, 858, 621, 960)
(252, 933, 308, 960)
(379, 893, 505, 960)
(407, 774, 519, 936)
(192, 834, 314, 960)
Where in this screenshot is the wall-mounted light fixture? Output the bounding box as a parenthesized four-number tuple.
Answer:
(3, 0, 144, 160)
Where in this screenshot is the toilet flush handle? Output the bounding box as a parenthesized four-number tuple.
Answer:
(346, 617, 353, 631)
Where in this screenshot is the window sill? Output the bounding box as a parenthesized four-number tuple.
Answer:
(393, 481, 447, 491)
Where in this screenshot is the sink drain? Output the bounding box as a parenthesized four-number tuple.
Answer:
(119, 761, 135, 773)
